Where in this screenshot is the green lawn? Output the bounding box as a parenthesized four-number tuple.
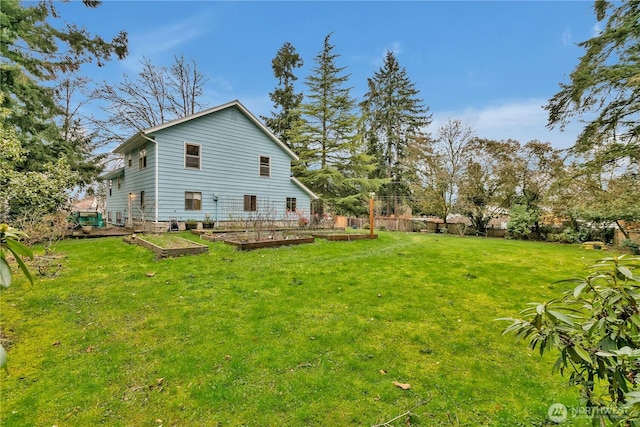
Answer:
(0, 232, 608, 426)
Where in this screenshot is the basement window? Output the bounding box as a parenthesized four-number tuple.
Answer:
(286, 197, 296, 212)
(244, 195, 257, 212)
(185, 192, 202, 210)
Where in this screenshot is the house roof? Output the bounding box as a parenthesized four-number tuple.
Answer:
(112, 100, 299, 161)
(291, 177, 319, 200)
(72, 197, 98, 212)
(101, 167, 124, 180)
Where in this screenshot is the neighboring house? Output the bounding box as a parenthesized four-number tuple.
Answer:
(72, 197, 99, 213)
(102, 100, 317, 231)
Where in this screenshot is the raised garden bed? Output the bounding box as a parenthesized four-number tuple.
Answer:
(123, 234, 209, 258)
(312, 233, 378, 241)
(224, 236, 314, 251)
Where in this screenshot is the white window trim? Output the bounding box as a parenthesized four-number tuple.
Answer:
(184, 142, 201, 170)
(185, 191, 202, 211)
(286, 197, 297, 212)
(244, 194, 257, 212)
(139, 146, 147, 170)
(259, 155, 271, 178)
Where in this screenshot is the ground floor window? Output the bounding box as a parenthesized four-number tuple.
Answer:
(116, 212, 122, 224)
(244, 194, 257, 212)
(286, 197, 297, 211)
(185, 191, 202, 210)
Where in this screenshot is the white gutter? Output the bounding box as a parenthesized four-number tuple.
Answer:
(140, 133, 159, 223)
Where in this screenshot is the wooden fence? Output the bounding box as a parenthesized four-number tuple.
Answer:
(335, 215, 508, 236)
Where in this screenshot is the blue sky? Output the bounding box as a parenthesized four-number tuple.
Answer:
(57, 1, 599, 149)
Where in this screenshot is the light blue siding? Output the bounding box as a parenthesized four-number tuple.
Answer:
(105, 103, 312, 226)
(154, 106, 309, 222)
(105, 142, 157, 225)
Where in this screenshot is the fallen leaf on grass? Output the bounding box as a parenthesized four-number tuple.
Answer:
(392, 381, 411, 390)
(146, 272, 155, 277)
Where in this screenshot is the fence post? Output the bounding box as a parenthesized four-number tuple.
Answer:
(369, 193, 375, 238)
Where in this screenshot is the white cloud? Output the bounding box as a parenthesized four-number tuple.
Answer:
(386, 42, 402, 57)
(431, 99, 582, 149)
(592, 22, 603, 36)
(362, 42, 403, 67)
(121, 10, 214, 71)
(562, 28, 573, 46)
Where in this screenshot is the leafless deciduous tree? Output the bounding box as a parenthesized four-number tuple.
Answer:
(406, 119, 475, 224)
(95, 55, 208, 142)
(167, 54, 208, 118)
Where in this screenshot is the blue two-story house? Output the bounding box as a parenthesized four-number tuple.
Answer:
(102, 100, 317, 231)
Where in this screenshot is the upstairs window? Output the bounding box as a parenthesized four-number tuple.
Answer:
(185, 143, 201, 169)
(117, 177, 122, 190)
(259, 156, 270, 177)
(128, 153, 132, 167)
(286, 197, 297, 212)
(185, 192, 202, 210)
(139, 146, 147, 169)
(244, 195, 257, 212)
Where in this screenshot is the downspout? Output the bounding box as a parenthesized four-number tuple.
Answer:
(140, 133, 158, 223)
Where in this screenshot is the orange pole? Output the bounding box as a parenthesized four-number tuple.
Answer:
(369, 194, 374, 238)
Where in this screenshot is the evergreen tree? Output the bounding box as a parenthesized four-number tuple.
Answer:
(546, 0, 639, 164)
(294, 33, 378, 215)
(360, 51, 431, 216)
(261, 42, 304, 149)
(0, 0, 127, 219)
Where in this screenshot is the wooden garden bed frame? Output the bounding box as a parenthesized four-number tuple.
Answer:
(311, 233, 378, 241)
(124, 235, 209, 258)
(223, 236, 315, 251)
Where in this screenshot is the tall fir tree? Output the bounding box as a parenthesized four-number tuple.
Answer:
(293, 33, 378, 216)
(360, 51, 431, 216)
(546, 0, 640, 165)
(1, 0, 127, 174)
(261, 42, 304, 150)
(0, 0, 127, 220)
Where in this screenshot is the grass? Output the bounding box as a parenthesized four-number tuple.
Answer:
(0, 232, 609, 426)
(135, 233, 203, 248)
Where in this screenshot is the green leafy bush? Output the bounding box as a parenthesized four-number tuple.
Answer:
(507, 203, 538, 239)
(501, 256, 640, 425)
(0, 223, 34, 373)
(623, 239, 640, 255)
(412, 220, 427, 232)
